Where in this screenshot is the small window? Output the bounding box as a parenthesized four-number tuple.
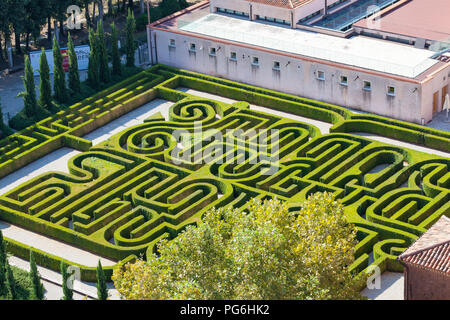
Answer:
(317, 71, 325, 81)
(209, 47, 217, 56)
(273, 61, 281, 70)
(387, 86, 396, 96)
(340, 75, 348, 86)
(169, 39, 176, 47)
(189, 43, 196, 52)
(363, 81, 372, 91)
(252, 57, 259, 66)
(230, 51, 237, 61)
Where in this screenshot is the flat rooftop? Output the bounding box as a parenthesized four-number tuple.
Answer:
(354, 0, 450, 42)
(160, 10, 438, 78)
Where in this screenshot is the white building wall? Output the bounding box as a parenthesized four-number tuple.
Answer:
(153, 29, 426, 124)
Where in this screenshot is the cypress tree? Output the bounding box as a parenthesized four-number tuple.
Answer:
(67, 33, 81, 95)
(97, 20, 110, 84)
(87, 28, 100, 90)
(52, 36, 67, 103)
(19, 55, 38, 118)
(6, 262, 16, 300)
(38, 48, 52, 111)
(111, 22, 121, 76)
(0, 230, 7, 297)
(125, 9, 136, 67)
(29, 250, 44, 300)
(96, 260, 108, 300)
(60, 261, 73, 300)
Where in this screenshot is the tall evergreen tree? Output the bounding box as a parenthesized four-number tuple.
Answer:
(60, 261, 73, 300)
(111, 23, 121, 76)
(0, 230, 7, 296)
(52, 36, 67, 103)
(87, 28, 100, 89)
(19, 55, 38, 118)
(6, 262, 16, 300)
(125, 9, 136, 67)
(97, 20, 110, 84)
(29, 250, 45, 300)
(67, 33, 81, 95)
(38, 48, 52, 111)
(96, 260, 108, 300)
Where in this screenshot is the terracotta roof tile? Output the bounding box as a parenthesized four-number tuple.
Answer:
(249, 0, 313, 9)
(398, 216, 450, 275)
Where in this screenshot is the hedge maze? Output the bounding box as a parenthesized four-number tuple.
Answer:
(0, 64, 449, 282)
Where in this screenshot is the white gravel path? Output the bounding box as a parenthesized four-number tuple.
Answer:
(83, 99, 174, 145)
(1, 221, 116, 267)
(8, 256, 120, 300)
(177, 87, 333, 134)
(0, 148, 81, 196)
(362, 271, 404, 300)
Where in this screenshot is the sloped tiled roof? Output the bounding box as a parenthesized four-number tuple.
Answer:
(398, 216, 450, 275)
(248, 0, 313, 9)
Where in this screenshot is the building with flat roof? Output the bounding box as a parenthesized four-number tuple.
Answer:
(354, 0, 450, 49)
(148, 0, 450, 124)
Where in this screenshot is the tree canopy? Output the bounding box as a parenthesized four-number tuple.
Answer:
(113, 193, 362, 300)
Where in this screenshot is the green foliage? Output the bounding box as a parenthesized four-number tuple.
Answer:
(68, 33, 81, 95)
(6, 262, 16, 299)
(60, 261, 73, 300)
(113, 195, 362, 300)
(88, 27, 100, 90)
(0, 64, 448, 291)
(39, 48, 53, 111)
(125, 9, 136, 67)
(52, 36, 67, 103)
(96, 260, 108, 300)
(111, 23, 122, 76)
(0, 231, 7, 296)
(97, 20, 111, 84)
(29, 250, 44, 300)
(19, 55, 38, 118)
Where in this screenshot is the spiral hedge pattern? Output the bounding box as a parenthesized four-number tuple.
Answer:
(0, 64, 448, 281)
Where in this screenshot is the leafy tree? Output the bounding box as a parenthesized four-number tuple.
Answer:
(29, 250, 45, 300)
(111, 23, 121, 76)
(6, 262, 16, 300)
(8, 0, 26, 53)
(19, 55, 38, 118)
(125, 9, 136, 67)
(96, 260, 108, 300)
(87, 28, 100, 89)
(0, 231, 7, 296)
(113, 193, 362, 300)
(52, 36, 67, 103)
(60, 261, 73, 300)
(97, 20, 110, 84)
(67, 33, 81, 95)
(38, 48, 52, 111)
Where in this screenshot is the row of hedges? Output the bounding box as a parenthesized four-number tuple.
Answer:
(153, 64, 450, 154)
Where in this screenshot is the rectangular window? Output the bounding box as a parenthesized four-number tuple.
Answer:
(317, 71, 325, 81)
(169, 39, 176, 47)
(363, 80, 372, 91)
(273, 61, 281, 71)
(230, 52, 237, 61)
(387, 86, 396, 96)
(340, 75, 348, 86)
(189, 43, 196, 52)
(252, 57, 259, 66)
(209, 47, 217, 56)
